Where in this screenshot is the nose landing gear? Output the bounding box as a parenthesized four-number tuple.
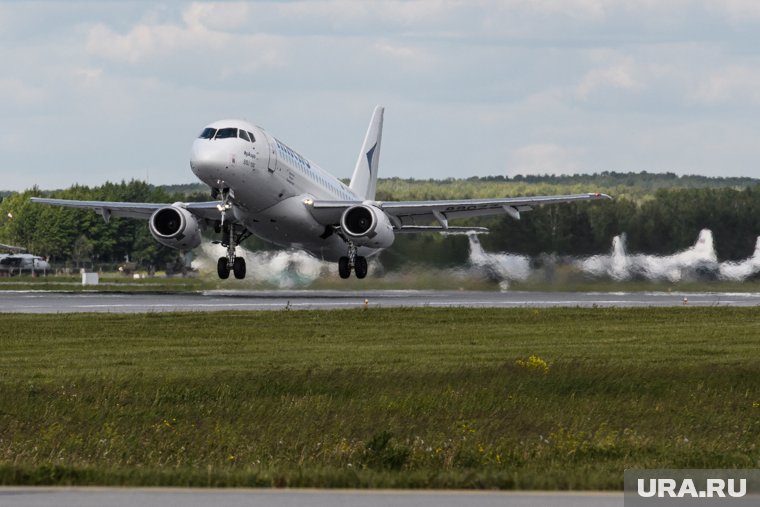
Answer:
(216, 223, 249, 280)
(214, 188, 250, 280)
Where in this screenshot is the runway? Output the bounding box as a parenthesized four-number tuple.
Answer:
(0, 487, 622, 507)
(1, 289, 760, 313)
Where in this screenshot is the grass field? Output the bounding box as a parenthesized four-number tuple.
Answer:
(1, 307, 759, 489)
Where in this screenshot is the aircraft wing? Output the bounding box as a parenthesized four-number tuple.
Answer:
(308, 193, 611, 230)
(30, 198, 225, 223)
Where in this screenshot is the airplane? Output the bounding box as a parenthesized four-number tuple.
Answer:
(466, 232, 531, 288)
(576, 233, 631, 281)
(718, 236, 760, 281)
(578, 229, 718, 282)
(31, 106, 611, 280)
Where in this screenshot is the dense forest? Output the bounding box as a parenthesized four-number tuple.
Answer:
(164, 171, 760, 204)
(2, 173, 760, 271)
(0, 182, 182, 271)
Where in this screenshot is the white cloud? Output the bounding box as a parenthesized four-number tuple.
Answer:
(72, 67, 104, 85)
(689, 65, 760, 105)
(508, 144, 582, 175)
(86, 22, 206, 64)
(272, 0, 460, 25)
(576, 58, 644, 100)
(6, 1, 760, 190)
(182, 2, 251, 31)
(0, 78, 47, 107)
(370, 0, 460, 24)
(372, 41, 435, 68)
(518, 0, 608, 20)
(85, 3, 281, 67)
(710, 0, 760, 21)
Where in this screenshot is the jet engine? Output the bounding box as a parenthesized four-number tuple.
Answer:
(339, 204, 395, 248)
(148, 205, 202, 250)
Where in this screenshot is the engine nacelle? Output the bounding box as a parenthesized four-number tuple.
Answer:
(340, 204, 395, 248)
(148, 204, 202, 250)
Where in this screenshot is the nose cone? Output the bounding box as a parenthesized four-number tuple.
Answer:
(190, 140, 228, 186)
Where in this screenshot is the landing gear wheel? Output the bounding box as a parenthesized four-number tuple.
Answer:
(233, 257, 246, 280)
(354, 256, 368, 279)
(338, 257, 351, 279)
(217, 257, 230, 279)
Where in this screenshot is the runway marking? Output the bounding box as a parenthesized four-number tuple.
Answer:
(2, 290, 760, 313)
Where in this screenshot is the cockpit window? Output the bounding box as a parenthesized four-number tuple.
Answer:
(215, 128, 238, 139)
(247, 131, 256, 142)
(238, 130, 251, 142)
(199, 127, 217, 139)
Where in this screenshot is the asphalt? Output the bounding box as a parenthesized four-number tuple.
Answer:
(0, 488, 623, 507)
(1, 289, 760, 313)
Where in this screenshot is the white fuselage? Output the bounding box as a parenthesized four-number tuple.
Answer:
(189, 120, 373, 261)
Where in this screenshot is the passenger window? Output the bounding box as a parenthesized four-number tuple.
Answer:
(215, 128, 238, 139)
(238, 130, 251, 142)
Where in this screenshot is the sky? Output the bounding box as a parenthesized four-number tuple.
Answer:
(3, 1, 760, 191)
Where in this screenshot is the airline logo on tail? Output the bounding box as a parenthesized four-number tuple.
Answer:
(366, 143, 377, 175)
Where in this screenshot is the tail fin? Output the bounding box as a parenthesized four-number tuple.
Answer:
(611, 233, 627, 259)
(467, 232, 484, 257)
(349, 105, 384, 200)
(693, 229, 716, 258)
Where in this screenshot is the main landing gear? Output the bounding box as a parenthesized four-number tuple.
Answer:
(338, 241, 368, 279)
(215, 189, 250, 280)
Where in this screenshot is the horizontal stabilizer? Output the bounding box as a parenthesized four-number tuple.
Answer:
(0, 243, 26, 253)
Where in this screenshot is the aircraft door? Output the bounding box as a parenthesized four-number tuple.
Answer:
(266, 134, 277, 173)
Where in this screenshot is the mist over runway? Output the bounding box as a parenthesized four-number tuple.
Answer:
(2, 290, 760, 313)
(187, 227, 760, 292)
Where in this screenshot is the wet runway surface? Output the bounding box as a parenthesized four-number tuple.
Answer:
(1, 289, 760, 313)
(0, 487, 623, 507)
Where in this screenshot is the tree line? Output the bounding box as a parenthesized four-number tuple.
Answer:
(2, 177, 760, 271)
(0, 182, 183, 271)
(382, 186, 760, 270)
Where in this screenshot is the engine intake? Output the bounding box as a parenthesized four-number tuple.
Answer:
(148, 204, 202, 250)
(340, 204, 395, 248)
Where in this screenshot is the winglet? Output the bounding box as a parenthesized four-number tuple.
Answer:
(349, 106, 384, 200)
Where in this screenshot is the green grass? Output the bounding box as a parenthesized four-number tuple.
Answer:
(0, 274, 218, 292)
(1, 308, 759, 489)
